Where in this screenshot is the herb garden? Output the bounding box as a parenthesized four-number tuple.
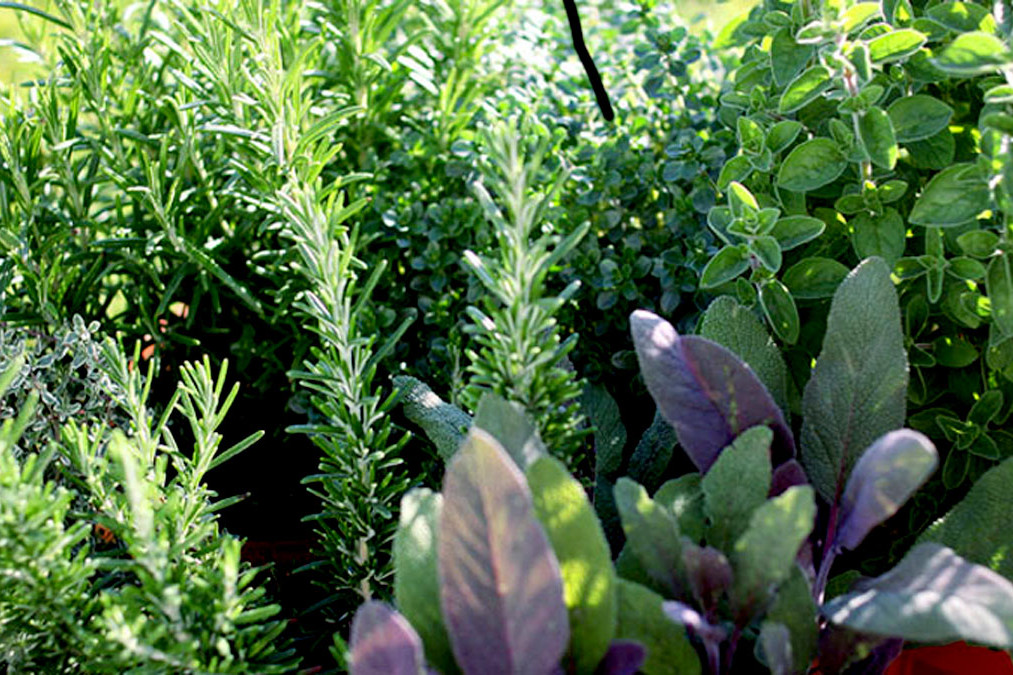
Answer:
(1, 0, 1013, 672)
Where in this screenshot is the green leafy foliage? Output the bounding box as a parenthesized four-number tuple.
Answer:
(352, 422, 651, 674)
(461, 118, 589, 471)
(619, 259, 1013, 672)
(706, 0, 1013, 508)
(0, 343, 296, 673)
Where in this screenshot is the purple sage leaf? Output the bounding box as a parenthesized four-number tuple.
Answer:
(349, 601, 426, 675)
(630, 310, 794, 472)
(594, 640, 647, 675)
(682, 542, 733, 613)
(836, 429, 937, 552)
(770, 459, 808, 497)
(438, 428, 569, 675)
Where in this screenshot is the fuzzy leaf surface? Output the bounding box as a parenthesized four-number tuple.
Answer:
(349, 601, 426, 675)
(700, 296, 789, 411)
(614, 478, 684, 594)
(472, 394, 547, 472)
(731, 486, 816, 620)
(394, 376, 471, 461)
(702, 426, 774, 551)
(583, 385, 627, 477)
(439, 429, 568, 674)
(800, 258, 908, 503)
(823, 544, 1013, 647)
(837, 430, 937, 551)
(918, 457, 1013, 580)
(394, 489, 457, 674)
(614, 580, 701, 675)
(630, 310, 794, 473)
(527, 456, 617, 673)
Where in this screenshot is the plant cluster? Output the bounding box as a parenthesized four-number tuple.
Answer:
(703, 0, 1013, 513)
(351, 258, 1013, 674)
(0, 343, 295, 673)
(3, 0, 1013, 670)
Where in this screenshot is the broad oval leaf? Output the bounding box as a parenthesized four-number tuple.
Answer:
(701, 245, 750, 288)
(630, 310, 795, 473)
(778, 65, 832, 114)
(752, 236, 783, 273)
(927, 2, 995, 32)
(851, 209, 906, 266)
(932, 31, 1013, 76)
(858, 106, 898, 170)
(472, 394, 547, 471)
(394, 490, 458, 674)
(771, 27, 814, 87)
(823, 544, 1013, 647)
(767, 120, 804, 154)
(349, 601, 426, 675)
(731, 485, 817, 621)
(700, 296, 789, 411)
(909, 164, 991, 226)
(760, 279, 800, 344)
(868, 28, 927, 62)
(615, 580, 701, 675)
(836, 430, 937, 552)
(783, 257, 851, 299)
(439, 429, 569, 675)
(583, 384, 627, 477)
(887, 95, 953, 142)
(766, 565, 818, 671)
(527, 456, 617, 673)
(771, 215, 825, 251)
(987, 253, 1013, 337)
(918, 457, 1013, 581)
(777, 138, 848, 192)
(702, 426, 774, 552)
(614, 478, 684, 595)
(800, 258, 908, 503)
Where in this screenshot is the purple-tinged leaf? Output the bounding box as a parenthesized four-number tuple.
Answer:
(682, 542, 733, 613)
(663, 600, 726, 673)
(662, 602, 727, 646)
(770, 460, 808, 497)
(758, 622, 793, 675)
(800, 258, 908, 503)
(594, 640, 646, 675)
(836, 430, 937, 552)
(349, 601, 426, 675)
(816, 625, 899, 675)
(630, 310, 794, 473)
(438, 428, 569, 675)
(823, 543, 1013, 647)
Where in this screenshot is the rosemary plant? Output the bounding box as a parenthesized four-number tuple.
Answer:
(0, 339, 296, 673)
(462, 117, 590, 471)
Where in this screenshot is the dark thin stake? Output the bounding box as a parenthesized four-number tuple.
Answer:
(562, 0, 614, 121)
